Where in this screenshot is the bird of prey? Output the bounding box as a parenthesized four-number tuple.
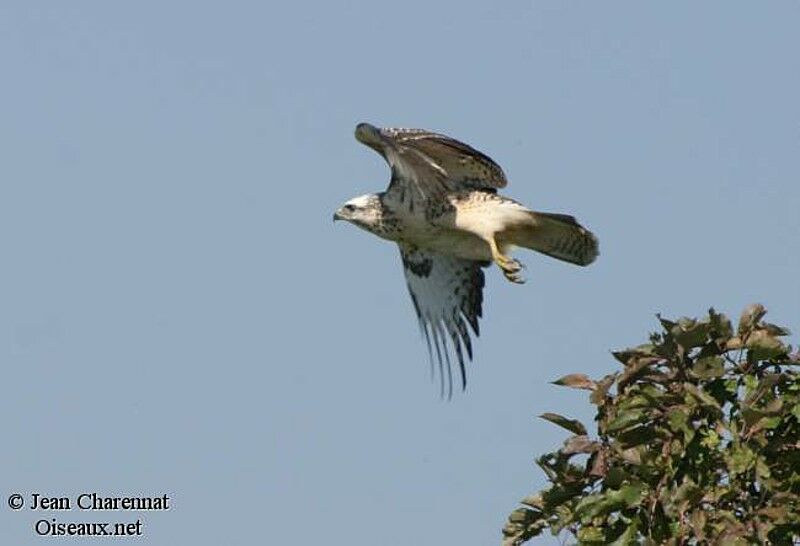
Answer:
(334, 123, 599, 397)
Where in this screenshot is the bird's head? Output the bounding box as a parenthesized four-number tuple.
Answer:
(333, 193, 388, 236)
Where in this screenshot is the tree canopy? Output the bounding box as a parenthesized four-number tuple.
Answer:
(503, 304, 800, 545)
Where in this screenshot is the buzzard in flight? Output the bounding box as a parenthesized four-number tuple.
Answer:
(335, 123, 599, 397)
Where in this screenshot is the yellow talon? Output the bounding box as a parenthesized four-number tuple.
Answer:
(489, 237, 525, 284)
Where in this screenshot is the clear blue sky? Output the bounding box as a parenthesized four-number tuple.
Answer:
(1, 2, 798, 545)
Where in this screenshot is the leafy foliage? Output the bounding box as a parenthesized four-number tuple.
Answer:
(502, 305, 800, 545)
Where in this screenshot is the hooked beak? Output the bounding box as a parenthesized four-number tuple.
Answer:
(333, 209, 344, 222)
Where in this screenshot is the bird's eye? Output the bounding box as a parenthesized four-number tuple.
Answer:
(344, 204, 356, 211)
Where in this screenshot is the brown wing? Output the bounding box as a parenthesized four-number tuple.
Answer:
(355, 123, 507, 205)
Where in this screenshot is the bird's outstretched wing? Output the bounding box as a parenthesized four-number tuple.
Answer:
(400, 245, 488, 398)
(355, 122, 507, 207)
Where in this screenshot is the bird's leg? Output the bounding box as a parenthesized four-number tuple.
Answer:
(488, 236, 525, 284)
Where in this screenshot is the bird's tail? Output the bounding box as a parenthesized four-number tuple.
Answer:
(511, 211, 599, 266)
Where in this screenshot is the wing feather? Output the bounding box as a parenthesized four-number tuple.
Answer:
(355, 123, 507, 209)
(524, 211, 600, 266)
(400, 245, 487, 397)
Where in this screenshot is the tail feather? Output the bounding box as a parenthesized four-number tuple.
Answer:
(513, 211, 599, 266)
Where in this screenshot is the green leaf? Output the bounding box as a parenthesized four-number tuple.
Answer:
(692, 356, 725, 379)
(576, 526, 605, 542)
(617, 425, 658, 448)
(541, 483, 587, 506)
(762, 322, 791, 337)
(757, 506, 788, 523)
(618, 356, 664, 388)
(684, 383, 722, 413)
(617, 483, 647, 506)
(574, 483, 647, 521)
(738, 303, 767, 336)
(700, 429, 721, 449)
(539, 413, 588, 436)
(754, 415, 782, 431)
(562, 435, 599, 455)
(792, 403, 800, 422)
(674, 480, 702, 507)
(590, 374, 617, 405)
(657, 314, 677, 332)
(604, 467, 630, 488)
(502, 507, 547, 545)
(726, 445, 756, 475)
(620, 447, 642, 465)
(742, 407, 765, 427)
(743, 374, 759, 395)
(507, 507, 534, 524)
(667, 408, 689, 432)
(612, 344, 657, 365)
(606, 410, 648, 434)
(673, 317, 711, 348)
(552, 373, 596, 391)
(609, 517, 639, 545)
(746, 329, 787, 360)
(617, 394, 656, 411)
(755, 456, 771, 480)
(708, 307, 733, 340)
(520, 495, 543, 509)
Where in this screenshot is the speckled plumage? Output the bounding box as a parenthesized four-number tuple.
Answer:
(335, 123, 599, 396)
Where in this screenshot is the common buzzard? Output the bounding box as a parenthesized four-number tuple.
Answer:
(335, 123, 599, 397)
